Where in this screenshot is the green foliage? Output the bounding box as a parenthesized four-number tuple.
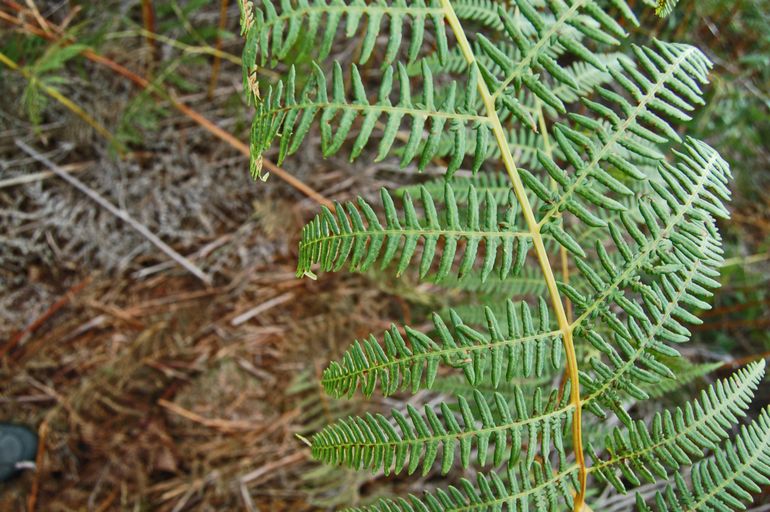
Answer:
(637, 406, 770, 511)
(240, 0, 769, 510)
(18, 42, 89, 126)
(297, 185, 531, 281)
(321, 298, 562, 399)
(590, 361, 765, 493)
(654, 0, 680, 17)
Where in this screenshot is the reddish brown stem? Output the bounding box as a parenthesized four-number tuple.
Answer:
(140, 0, 157, 70)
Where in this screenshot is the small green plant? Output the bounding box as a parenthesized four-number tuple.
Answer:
(240, 1, 770, 510)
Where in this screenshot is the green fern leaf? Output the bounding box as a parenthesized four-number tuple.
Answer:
(589, 361, 766, 492)
(297, 185, 533, 281)
(312, 383, 572, 475)
(322, 298, 562, 399)
(636, 406, 770, 511)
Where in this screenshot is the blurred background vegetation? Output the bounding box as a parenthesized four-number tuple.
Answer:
(1, 0, 768, 510)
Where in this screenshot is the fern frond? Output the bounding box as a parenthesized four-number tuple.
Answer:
(344, 462, 577, 511)
(312, 384, 571, 475)
(534, 41, 713, 239)
(242, 0, 448, 67)
(321, 298, 562, 399)
(577, 220, 725, 422)
(238, 0, 754, 509)
(297, 185, 533, 281)
(480, 0, 638, 116)
(589, 361, 766, 493)
(565, 138, 730, 327)
(562, 213, 725, 427)
(251, 63, 490, 177)
(636, 406, 770, 511)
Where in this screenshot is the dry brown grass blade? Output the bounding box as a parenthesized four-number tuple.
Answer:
(0, 2, 334, 210)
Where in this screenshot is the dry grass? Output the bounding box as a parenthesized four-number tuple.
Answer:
(1, 213, 403, 510)
(0, 4, 398, 507)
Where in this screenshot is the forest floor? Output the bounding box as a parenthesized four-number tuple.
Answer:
(0, 2, 406, 510)
(1, 1, 769, 511)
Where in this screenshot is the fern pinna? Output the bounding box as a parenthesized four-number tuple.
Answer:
(239, 0, 770, 510)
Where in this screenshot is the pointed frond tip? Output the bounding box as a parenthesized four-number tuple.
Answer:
(637, 403, 770, 511)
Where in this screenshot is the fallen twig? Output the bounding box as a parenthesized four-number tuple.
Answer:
(16, 140, 213, 285)
(0, 160, 92, 189)
(230, 292, 295, 326)
(239, 450, 307, 484)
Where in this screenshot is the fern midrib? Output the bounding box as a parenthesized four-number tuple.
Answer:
(490, 0, 585, 102)
(439, 2, 587, 508)
(265, 101, 491, 124)
(537, 45, 700, 229)
(589, 368, 760, 475)
(321, 328, 562, 389)
(314, 404, 567, 452)
(570, 149, 720, 329)
(301, 227, 533, 251)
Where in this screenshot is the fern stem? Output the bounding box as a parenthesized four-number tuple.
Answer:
(438, 2, 587, 508)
